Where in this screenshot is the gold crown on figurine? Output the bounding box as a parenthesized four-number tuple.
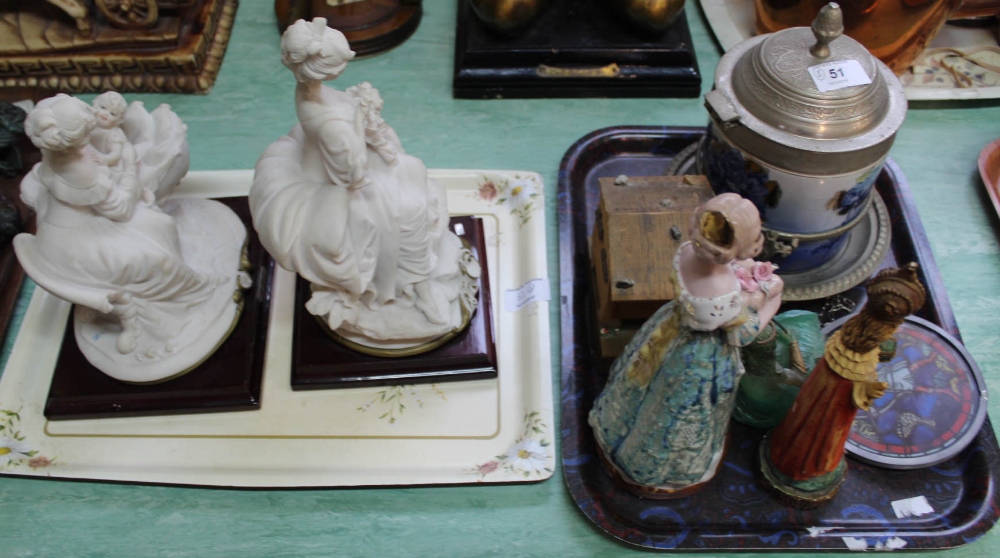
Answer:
(866, 262, 927, 323)
(833, 262, 926, 366)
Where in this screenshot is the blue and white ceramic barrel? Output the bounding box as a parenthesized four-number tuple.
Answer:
(699, 3, 906, 276)
(698, 123, 885, 273)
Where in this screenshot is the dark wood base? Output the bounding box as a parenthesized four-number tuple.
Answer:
(0, 0, 238, 97)
(453, 0, 700, 99)
(291, 215, 497, 390)
(275, 0, 422, 57)
(0, 127, 38, 346)
(43, 197, 274, 421)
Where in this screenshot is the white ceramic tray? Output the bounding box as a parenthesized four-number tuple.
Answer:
(700, 0, 1000, 101)
(0, 169, 554, 487)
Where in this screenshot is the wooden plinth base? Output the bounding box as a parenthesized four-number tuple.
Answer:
(290, 215, 497, 390)
(0, 129, 37, 345)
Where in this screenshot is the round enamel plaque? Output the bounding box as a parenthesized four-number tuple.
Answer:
(846, 316, 988, 469)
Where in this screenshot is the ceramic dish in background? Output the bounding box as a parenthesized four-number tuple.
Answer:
(700, 0, 1000, 101)
(979, 138, 1000, 220)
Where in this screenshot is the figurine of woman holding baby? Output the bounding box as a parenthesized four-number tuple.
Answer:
(14, 92, 250, 384)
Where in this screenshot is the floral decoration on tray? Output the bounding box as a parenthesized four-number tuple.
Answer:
(0, 409, 53, 470)
(356, 384, 448, 424)
(473, 411, 552, 480)
(474, 174, 541, 227)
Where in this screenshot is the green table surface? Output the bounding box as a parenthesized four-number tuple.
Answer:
(3, 2, 1000, 557)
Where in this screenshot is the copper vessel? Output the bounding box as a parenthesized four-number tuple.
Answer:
(754, 0, 999, 73)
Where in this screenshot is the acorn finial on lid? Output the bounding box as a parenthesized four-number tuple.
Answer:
(810, 3, 844, 59)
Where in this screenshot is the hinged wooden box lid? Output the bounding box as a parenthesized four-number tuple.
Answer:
(592, 175, 713, 322)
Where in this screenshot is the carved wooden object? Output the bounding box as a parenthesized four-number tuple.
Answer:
(0, 0, 238, 97)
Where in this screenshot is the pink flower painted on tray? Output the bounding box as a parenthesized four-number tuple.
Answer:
(29, 456, 53, 469)
(475, 460, 500, 476)
(473, 175, 541, 227)
(477, 180, 498, 202)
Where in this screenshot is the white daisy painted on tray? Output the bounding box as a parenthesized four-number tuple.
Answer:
(0, 409, 52, 469)
(473, 411, 553, 480)
(0, 436, 30, 464)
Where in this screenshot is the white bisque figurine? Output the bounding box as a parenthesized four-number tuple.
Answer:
(251, 18, 481, 354)
(13, 93, 252, 383)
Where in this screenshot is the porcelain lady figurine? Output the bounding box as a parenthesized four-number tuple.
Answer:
(589, 193, 784, 498)
(251, 18, 480, 354)
(13, 93, 251, 383)
(759, 264, 926, 508)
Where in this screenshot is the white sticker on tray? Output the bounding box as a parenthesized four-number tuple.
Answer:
(505, 278, 550, 312)
(891, 495, 934, 518)
(841, 536, 908, 551)
(808, 59, 872, 92)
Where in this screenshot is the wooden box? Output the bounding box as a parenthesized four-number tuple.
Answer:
(591, 175, 712, 324)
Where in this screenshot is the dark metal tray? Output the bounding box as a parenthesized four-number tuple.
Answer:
(558, 126, 1000, 551)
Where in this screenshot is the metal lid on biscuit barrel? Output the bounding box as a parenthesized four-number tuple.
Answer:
(705, 3, 907, 175)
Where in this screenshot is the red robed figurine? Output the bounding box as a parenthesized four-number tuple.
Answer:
(758, 263, 926, 508)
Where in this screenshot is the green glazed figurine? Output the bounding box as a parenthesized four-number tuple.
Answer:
(733, 310, 824, 429)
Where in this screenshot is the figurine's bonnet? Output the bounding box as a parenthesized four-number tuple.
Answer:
(690, 193, 764, 263)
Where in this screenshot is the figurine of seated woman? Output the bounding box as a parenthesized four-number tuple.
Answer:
(251, 18, 480, 354)
(13, 93, 251, 383)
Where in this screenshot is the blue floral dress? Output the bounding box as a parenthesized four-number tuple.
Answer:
(589, 248, 763, 490)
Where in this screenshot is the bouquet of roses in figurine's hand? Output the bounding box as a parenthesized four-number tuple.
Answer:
(733, 260, 782, 311)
